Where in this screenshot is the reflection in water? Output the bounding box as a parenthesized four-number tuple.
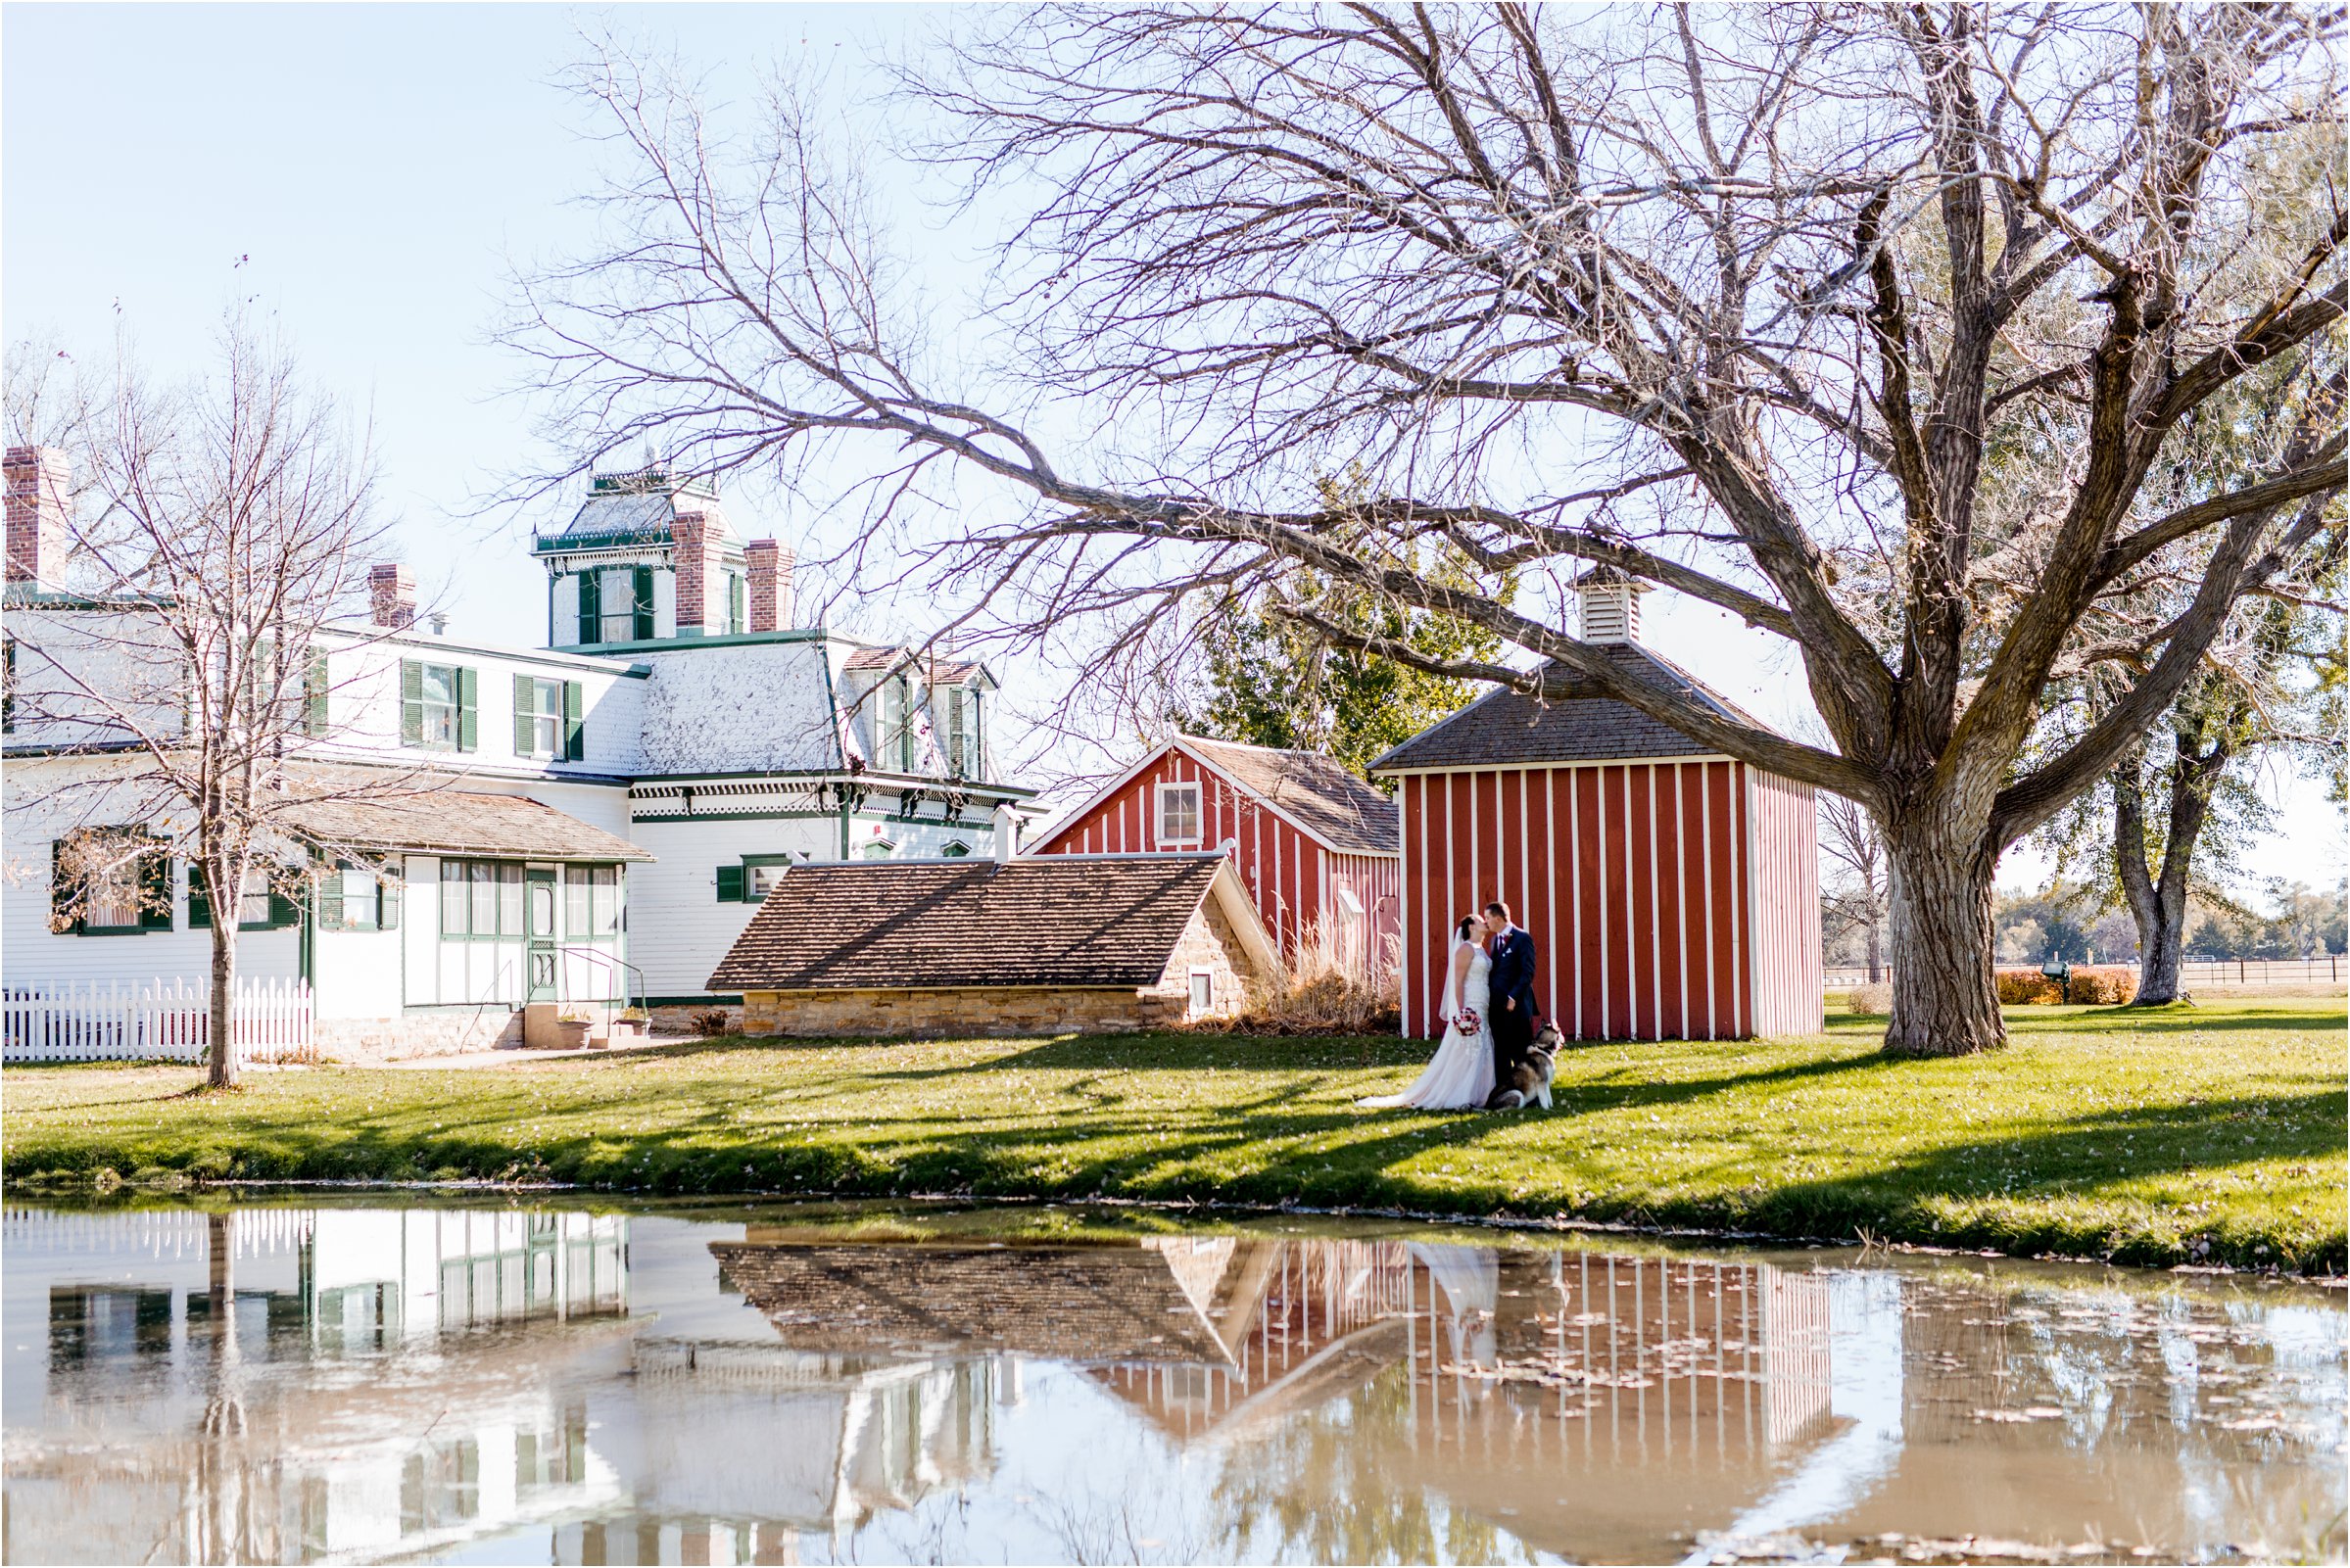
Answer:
(2, 1204, 2341, 1565)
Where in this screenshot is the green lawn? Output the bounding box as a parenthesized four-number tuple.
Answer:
(4, 999, 2342, 1271)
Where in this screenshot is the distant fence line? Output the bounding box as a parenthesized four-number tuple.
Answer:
(1824, 956, 2343, 990)
(2, 977, 315, 1066)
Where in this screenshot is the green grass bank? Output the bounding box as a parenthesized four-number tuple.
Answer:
(5, 999, 2342, 1272)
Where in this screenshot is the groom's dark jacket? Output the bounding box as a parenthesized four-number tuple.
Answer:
(1489, 927, 1539, 1021)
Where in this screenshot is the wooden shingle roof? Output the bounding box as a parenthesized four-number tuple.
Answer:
(710, 1242, 1232, 1364)
(284, 787, 652, 862)
(707, 855, 1259, 992)
(1177, 736, 1399, 856)
(1369, 645, 1770, 773)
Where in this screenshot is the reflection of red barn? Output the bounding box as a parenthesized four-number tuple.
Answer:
(1031, 736, 1400, 976)
(1370, 572, 1821, 1041)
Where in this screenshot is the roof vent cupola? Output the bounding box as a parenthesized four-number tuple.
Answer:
(1573, 565, 1649, 646)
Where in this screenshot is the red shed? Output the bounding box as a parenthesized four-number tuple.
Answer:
(1030, 736, 1400, 977)
(1369, 575, 1821, 1042)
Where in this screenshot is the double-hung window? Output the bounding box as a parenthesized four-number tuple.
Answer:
(511, 676, 585, 760)
(578, 566, 655, 645)
(1156, 782, 1204, 846)
(188, 862, 299, 930)
(51, 830, 171, 935)
(941, 687, 983, 780)
(318, 861, 401, 932)
(402, 661, 476, 751)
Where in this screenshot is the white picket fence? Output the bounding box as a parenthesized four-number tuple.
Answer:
(2, 977, 315, 1066)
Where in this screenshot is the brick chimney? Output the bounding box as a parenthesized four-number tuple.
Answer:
(744, 538, 793, 633)
(672, 511, 730, 636)
(5, 445, 71, 590)
(368, 564, 416, 629)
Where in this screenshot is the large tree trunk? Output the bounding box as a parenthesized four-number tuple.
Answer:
(2113, 736, 2226, 1007)
(1863, 905, 1884, 985)
(1881, 815, 2004, 1056)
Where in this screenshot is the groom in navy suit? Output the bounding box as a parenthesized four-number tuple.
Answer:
(1482, 901, 1538, 1091)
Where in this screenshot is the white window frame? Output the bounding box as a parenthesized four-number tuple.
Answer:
(1187, 969, 1215, 1016)
(1155, 782, 1204, 847)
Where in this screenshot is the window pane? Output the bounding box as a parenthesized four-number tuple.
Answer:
(442, 863, 467, 934)
(239, 867, 272, 926)
(564, 867, 592, 937)
(469, 862, 496, 934)
(420, 665, 456, 706)
(592, 866, 618, 936)
(86, 859, 141, 927)
(498, 864, 524, 935)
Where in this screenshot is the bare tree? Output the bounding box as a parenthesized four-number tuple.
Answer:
(504, 7, 2346, 1055)
(1819, 791, 1889, 983)
(7, 319, 399, 1087)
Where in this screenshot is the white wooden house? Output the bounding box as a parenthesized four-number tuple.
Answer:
(2, 450, 1036, 1056)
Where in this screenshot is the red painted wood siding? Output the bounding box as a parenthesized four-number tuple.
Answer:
(1399, 760, 1803, 1041)
(1033, 746, 1400, 976)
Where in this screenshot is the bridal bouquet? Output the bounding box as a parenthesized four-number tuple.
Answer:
(1453, 1006, 1481, 1034)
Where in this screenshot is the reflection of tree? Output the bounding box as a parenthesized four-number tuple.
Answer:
(194, 1209, 261, 1565)
(1207, 1361, 1448, 1565)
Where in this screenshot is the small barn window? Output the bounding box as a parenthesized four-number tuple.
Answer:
(1156, 783, 1203, 845)
(1188, 970, 1215, 1014)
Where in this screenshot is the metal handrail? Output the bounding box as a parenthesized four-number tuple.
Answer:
(552, 943, 647, 1013)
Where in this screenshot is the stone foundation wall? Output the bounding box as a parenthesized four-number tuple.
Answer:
(743, 985, 1180, 1039)
(314, 1010, 522, 1064)
(649, 1002, 743, 1036)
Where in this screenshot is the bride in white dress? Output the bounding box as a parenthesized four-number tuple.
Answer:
(1360, 917, 1496, 1110)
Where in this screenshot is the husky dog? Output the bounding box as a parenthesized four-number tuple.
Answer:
(1483, 1022, 1561, 1111)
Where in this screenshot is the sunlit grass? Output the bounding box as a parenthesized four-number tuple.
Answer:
(4, 998, 2341, 1271)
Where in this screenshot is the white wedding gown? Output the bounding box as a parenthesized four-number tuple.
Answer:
(1360, 944, 1497, 1110)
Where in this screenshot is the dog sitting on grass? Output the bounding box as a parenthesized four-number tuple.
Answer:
(1484, 1022, 1561, 1111)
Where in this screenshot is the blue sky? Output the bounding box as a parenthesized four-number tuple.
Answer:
(5, 3, 2338, 891)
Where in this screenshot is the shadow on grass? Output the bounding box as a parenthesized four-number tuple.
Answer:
(2003, 1004, 2346, 1036)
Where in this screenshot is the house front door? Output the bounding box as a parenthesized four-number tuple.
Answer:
(525, 867, 559, 1003)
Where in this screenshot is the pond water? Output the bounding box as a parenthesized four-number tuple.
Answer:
(1, 1199, 2341, 1566)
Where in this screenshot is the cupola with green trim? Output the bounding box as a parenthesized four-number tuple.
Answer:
(532, 464, 794, 649)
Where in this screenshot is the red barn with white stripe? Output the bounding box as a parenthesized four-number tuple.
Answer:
(1370, 573, 1821, 1041)
(1030, 736, 1400, 977)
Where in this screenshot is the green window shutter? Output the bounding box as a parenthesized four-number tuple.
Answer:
(456, 666, 478, 752)
(139, 850, 173, 929)
(513, 673, 536, 755)
(564, 680, 585, 761)
(401, 660, 424, 746)
(267, 876, 299, 928)
(577, 571, 601, 644)
(305, 652, 329, 736)
(50, 839, 82, 934)
(632, 566, 655, 641)
(187, 863, 213, 929)
(715, 865, 745, 903)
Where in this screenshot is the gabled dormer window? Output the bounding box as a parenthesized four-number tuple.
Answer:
(1156, 782, 1203, 846)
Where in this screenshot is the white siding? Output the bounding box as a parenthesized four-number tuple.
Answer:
(625, 815, 841, 998)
